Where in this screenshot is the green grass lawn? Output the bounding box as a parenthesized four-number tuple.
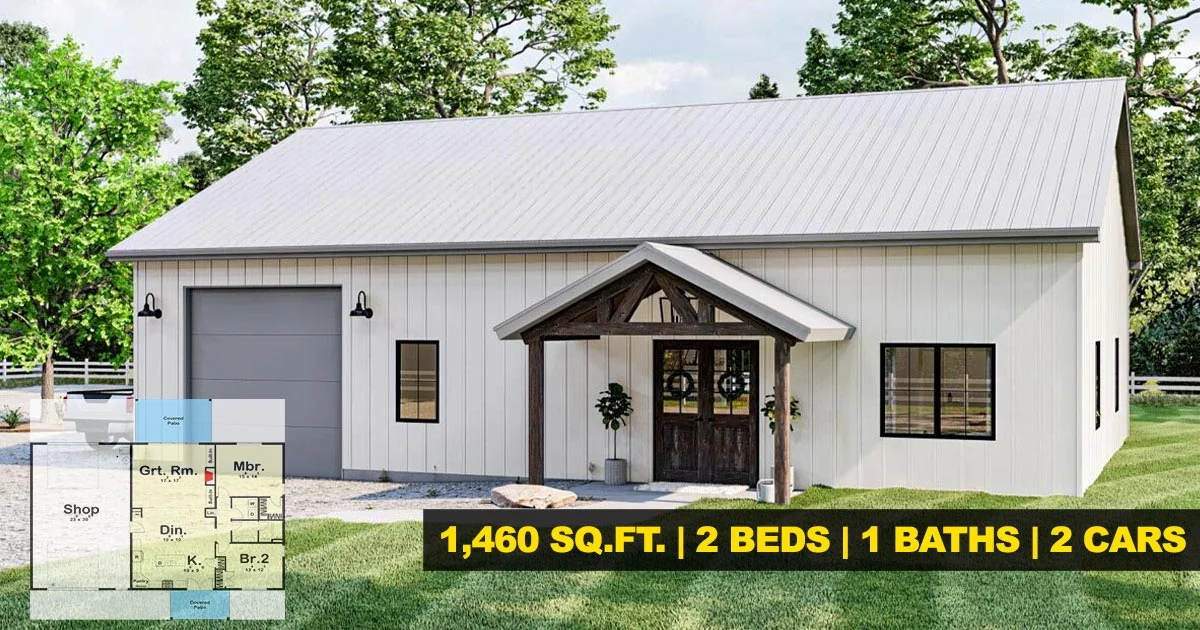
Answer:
(5, 405, 1200, 628)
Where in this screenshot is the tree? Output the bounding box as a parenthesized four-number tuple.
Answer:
(322, 0, 619, 121)
(179, 0, 331, 180)
(175, 151, 218, 193)
(748, 73, 780, 99)
(0, 21, 48, 73)
(0, 39, 189, 400)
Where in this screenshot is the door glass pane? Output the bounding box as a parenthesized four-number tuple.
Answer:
(661, 349, 699, 414)
(713, 348, 751, 415)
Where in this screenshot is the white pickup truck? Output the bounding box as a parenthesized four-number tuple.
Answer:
(63, 387, 135, 444)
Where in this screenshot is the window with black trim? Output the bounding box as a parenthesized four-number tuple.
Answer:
(397, 340, 438, 423)
(881, 344, 995, 439)
(1095, 340, 1102, 429)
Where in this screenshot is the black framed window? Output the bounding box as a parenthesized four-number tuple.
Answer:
(1095, 340, 1101, 430)
(881, 344, 995, 440)
(397, 340, 438, 423)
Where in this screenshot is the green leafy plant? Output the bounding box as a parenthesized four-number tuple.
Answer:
(1, 406, 24, 429)
(762, 395, 801, 434)
(595, 382, 633, 459)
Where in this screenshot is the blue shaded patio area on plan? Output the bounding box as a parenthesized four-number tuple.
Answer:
(169, 591, 229, 620)
(135, 399, 212, 443)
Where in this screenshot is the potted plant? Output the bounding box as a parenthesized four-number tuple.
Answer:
(761, 394, 801, 487)
(596, 382, 633, 485)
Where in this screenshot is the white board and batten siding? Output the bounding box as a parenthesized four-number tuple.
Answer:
(135, 237, 1087, 495)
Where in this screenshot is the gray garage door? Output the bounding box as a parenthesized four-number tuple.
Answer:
(188, 288, 341, 478)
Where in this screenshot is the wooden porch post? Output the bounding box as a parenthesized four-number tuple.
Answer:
(527, 336, 545, 485)
(774, 337, 793, 504)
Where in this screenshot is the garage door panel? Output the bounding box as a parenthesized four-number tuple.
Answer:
(189, 379, 340, 430)
(284, 427, 341, 478)
(188, 288, 341, 479)
(190, 333, 339, 382)
(190, 289, 341, 336)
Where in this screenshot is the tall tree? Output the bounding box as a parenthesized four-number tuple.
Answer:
(748, 73, 780, 99)
(322, 0, 619, 121)
(0, 39, 189, 400)
(0, 21, 48, 73)
(179, 0, 331, 182)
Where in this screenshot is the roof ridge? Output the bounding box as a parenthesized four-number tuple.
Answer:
(296, 77, 1127, 133)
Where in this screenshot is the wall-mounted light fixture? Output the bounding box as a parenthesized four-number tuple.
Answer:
(349, 290, 373, 319)
(137, 292, 162, 319)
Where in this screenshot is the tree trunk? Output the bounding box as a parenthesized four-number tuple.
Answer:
(40, 347, 54, 401)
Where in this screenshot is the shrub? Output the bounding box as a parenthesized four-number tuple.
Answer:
(1131, 393, 1200, 407)
(1, 406, 24, 429)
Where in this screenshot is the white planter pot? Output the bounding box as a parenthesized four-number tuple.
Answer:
(604, 458, 629, 485)
(768, 466, 796, 495)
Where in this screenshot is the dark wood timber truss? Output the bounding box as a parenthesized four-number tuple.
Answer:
(520, 261, 796, 504)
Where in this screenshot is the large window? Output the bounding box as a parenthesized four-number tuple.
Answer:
(397, 340, 438, 423)
(1095, 340, 1101, 430)
(881, 344, 995, 440)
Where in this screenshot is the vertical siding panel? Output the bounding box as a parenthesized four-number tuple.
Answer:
(133, 263, 144, 399)
(960, 246, 989, 491)
(483, 255, 507, 476)
(176, 261, 195, 397)
(349, 257, 371, 471)
(193, 260, 211, 287)
(210, 260, 229, 287)
(1011, 245, 1041, 495)
(882, 247, 910, 488)
(788, 248, 816, 487)
(159, 262, 180, 398)
(444, 256, 466, 475)
(934, 247, 962, 490)
(629, 333, 652, 482)
(1037, 245, 1059, 496)
(1053, 245, 1080, 495)
(227, 259, 246, 287)
(144, 262, 164, 400)
(297, 258, 316, 285)
(810, 249, 836, 485)
(565, 256, 590, 479)
(262, 259, 280, 285)
(504, 255, 527, 477)
(858, 247, 885, 487)
(544, 254, 569, 479)
(585, 253, 611, 480)
(986, 245, 1015, 493)
(245, 259, 264, 285)
(369, 257, 390, 472)
(907, 247, 937, 489)
(387, 255, 407, 473)
(333, 258, 353, 472)
(464, 257, 488, 476)
(407, 257, 428, 472)
(279, 258, 298, 285)
(835, 248, 861, 487)
(425, 256, 447, 474)
(313, 258, 333, 284)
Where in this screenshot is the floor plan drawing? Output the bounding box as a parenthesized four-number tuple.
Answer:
(131, 443, 284, 591)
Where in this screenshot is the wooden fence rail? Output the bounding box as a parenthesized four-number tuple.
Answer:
(1130, 375, 1200, 395)
(0, 360, 133, 386)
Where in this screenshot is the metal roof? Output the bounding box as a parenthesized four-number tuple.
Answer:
(110, 79, 1137, 261)
(494, 242, 855, 343)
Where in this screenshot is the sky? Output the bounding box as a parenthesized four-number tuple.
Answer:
(1, 0, 1193, 159)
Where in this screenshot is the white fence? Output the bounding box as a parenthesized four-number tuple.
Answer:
(0, 360, 133, 386)
(1130, 375, 1200, 395)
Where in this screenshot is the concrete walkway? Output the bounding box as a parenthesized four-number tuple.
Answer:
(314, 481, 761, 523)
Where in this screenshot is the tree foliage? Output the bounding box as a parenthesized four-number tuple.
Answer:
(179, 0, 331, 182)
(0, 21, 48, 73)
(322, 0, 618, 121)
(0, 39, 189, 395)
(748, 73, 780, 99)
(1132, 293, 1200, 376)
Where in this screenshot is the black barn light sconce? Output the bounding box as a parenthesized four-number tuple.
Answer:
(137, 292, 162, 319)
(349, 290, 373, 319)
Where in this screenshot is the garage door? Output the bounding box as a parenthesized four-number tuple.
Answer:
(188, 288, 341, 478)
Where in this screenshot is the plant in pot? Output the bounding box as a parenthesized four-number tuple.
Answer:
(596, 382, 633, 485)
(761, 394, 801, 487)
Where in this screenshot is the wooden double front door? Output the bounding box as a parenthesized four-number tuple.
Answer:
(653, 340, 759, 486)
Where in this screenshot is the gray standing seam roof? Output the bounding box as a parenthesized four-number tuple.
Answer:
(109, 79, 1138, 262)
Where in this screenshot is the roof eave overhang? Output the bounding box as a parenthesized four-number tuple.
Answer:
(106, 227, 1102, 262)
